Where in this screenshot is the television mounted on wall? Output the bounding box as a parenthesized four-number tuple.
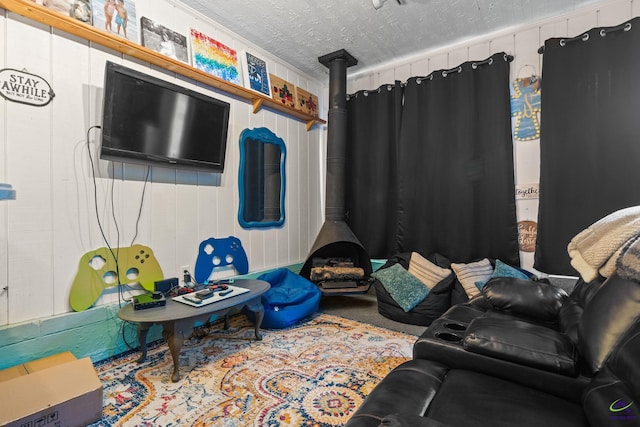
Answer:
(100, 61, 230, 172)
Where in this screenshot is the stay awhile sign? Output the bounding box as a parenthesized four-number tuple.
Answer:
(0, 68, 55, 106)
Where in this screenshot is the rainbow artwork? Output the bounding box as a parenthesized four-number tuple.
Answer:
(190, 29, 241, 85)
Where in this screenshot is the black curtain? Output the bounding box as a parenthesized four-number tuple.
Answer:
(345, 82, 403, 258)
(397, 53, 519, 265)
(535, 18, 640, 275)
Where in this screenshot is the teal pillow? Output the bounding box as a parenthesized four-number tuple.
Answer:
(475, 259, 529, 291)
(372, 264, 428, 312)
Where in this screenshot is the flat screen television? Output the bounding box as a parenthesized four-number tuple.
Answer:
(100, 61, 230, 172)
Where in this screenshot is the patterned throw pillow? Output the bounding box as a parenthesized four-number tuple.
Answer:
(371, 263, 429, 312)
(408, 252, 452, 289)
(451, 258, 494, 299)
(475, 259, 530, 291)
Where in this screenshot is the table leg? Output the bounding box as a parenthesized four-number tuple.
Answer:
(162, 321, 185, 382)
(245, 297, 265, 340)
(161, 315, 208, 382)
(136, 322, 152, 363)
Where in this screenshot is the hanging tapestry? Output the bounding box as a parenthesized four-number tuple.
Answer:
(511, 76, 541, 141)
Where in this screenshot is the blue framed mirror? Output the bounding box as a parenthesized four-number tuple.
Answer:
(238, 127, 286, 228)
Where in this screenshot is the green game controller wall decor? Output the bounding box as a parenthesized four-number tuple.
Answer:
(69, 244, 164, 311)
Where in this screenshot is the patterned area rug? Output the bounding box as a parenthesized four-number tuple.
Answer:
(89, 313, 416, 426)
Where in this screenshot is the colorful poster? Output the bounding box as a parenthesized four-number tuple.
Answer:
(90, 0, 138, 41)
(511, 75, 541, 141)
(190, 29, 241, 85)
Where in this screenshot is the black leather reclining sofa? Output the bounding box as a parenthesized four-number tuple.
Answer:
(345, 272, 640, 426)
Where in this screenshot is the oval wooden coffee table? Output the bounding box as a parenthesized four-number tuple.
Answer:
(118, 279, 270, 382)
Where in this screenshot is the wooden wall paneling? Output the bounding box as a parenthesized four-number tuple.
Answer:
(295, 121, 310, 262)
(428, 52, 448, 73)
(376, 68, 395, 90)
(393, 63, 412, 85)
(307, 119, 324, 255)
(285, 91, 301, 263)
(448, 46, 469, 68)
(567, 9, 599, 37)
(274, 87, 291, 267)
(595, 0, 632, 25)
(0, 8, 7, 325)
(50, 29, 94, 314)
(410, 57, 429, 78)
(488, 33, 515, 57)
(632, 0, 640, 17)
(468, 41, 491, 62)
(5, 16, 55, 323)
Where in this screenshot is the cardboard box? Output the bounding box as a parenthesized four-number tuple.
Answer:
(0, 352, 103, 427)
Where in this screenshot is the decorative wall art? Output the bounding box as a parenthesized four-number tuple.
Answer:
(33, 0, 92, 23)
(0, 68, 55, 106)
(241, 51, 271, 97)
(269, 74, 296, 109)
(295, 86, 319, 117)
(511, 75, 541, 141)
(91, 0, 138, 41)
(140, 17, 189, 64)
(515, 183, 539, 200)
(518, 220, 537, 253)
(190, 29, 242, 85)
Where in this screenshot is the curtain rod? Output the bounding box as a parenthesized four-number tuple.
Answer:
(538, 21, 632, 54)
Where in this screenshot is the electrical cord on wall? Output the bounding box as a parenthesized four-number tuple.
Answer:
(85, 126, 154, 305)
(86, 125, 150, 351)
(86, 125, 126, 303)
(130, 166, 150, 246)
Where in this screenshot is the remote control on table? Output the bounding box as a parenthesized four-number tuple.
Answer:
(195, 289, 214, 299)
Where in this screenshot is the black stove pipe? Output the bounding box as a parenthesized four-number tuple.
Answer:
(300, 49, 372, 285)
(322, 51, 354, 220)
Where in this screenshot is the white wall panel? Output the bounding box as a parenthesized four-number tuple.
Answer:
(5, 14, 54, 322)
(0, 1, 325, 324)
(0, 9, 7, 325)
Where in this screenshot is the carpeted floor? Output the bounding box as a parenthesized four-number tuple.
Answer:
(89, 312, 416, 426)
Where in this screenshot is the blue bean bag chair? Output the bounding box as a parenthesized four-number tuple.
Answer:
(248, 268, 321, 329)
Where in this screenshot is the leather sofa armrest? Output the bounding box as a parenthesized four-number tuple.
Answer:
(481, 277, 568, 322)
(464, 316, 578, 376)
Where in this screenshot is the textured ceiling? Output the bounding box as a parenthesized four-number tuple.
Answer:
(179, 0, 602, 81)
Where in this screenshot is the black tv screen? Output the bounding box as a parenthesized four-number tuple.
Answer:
(100, 61, 230, 172)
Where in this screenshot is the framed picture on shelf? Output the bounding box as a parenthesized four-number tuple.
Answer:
(190, 29, 242, 85)
(35, 0, 92, 24)
(295, 86, 319, 117)
(241, 51, 271, 97)
(91, 0, 138, 42)
(269, 74, 296, 109)
(140, 17, 189, 64)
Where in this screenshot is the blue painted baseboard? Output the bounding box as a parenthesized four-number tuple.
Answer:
(0, 263, 302, 370)
(0, 260, 386, 370)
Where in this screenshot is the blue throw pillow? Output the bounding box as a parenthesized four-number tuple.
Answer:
(475, 259, 530, 291)
(372, 263, 428, 312)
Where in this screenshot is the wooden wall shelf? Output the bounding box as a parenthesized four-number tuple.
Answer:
(0, 0, 325, 131)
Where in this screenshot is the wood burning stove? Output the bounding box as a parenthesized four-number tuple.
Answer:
(300, 49, 373, 295)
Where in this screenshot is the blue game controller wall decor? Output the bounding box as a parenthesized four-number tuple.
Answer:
(194, 236, 249, 283)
